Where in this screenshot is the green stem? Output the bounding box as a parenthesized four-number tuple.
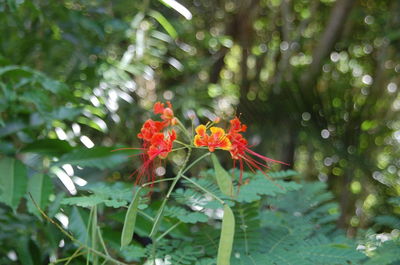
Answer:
(156, 221, 182, 242)
(171, 146, 188, 152)
(86, 206, 95, 265)
(174, 139, 192, 147)
(149, 148, 192, 238)
(97, 227, 109, 256)
(165, 149, 192, 200)
(182, 152, 211, 175)
(141, 177, 177, 188)
(52, 246, 84, 265)
(176, 119, 192, 141)
(91, 205, 99, 265)
(181, 174, 225, 205)
(138, 210, 154, 222)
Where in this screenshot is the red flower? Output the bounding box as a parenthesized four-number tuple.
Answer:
(147, 130, 177, 159)
(133, 129, 177, 186)
(153, 101, 177, 126)
(137, 119, 165, 142)
(129, 102, 178, 186)
(226, 117, 287, 185)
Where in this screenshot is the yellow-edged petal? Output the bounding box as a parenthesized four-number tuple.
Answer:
(210, 127, 226, 137)
(195, 124, 207, 136)
(194, 135, 204, 147)
(219, 138, 232, 150)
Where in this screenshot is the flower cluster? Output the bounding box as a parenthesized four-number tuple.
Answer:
(134, 102, 177, 184)
(194, 117, 286, 184)
(126, 101, 285, 188)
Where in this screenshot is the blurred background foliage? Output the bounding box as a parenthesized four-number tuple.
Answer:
(0, 0, 400, 264)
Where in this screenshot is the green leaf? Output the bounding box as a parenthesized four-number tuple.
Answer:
(83, 182, 133, 202)
(158, 0, 192, 20)
(217, 205, 235, 265)
(374, 215, 400, 229)
(104, 200, 128, 208)
(231, 253, 274, 265)
(120, 245, 147, 262)
(27, 174, 53, 218)
(0, 120, 27, 137)
(21, 139, 73, 157)
(211, 154, 233, 197)
(55, 147, 132, 169)
(0, 157, 27, 210)
(148, 10, 178, 39)
(149, 198, 167, 238)
(50, 106, 82, 121)
(0, 65, 32, 76)
(365, 240, 400, 265)
(196, 258, 217, 265)
(62, 195, 105, 208)
(62, 195, 127, 208)
(48, 192, 66, 218)
(236, 174, 302, 203)
(268, 170, 299, 179)
(121, 187, 142, 248)
(297, 244, 365, 264)
(15, 237, 34, 265)
(165, 206, 208, 223)
(91, 206, 99, 265)
(69, 206, 89, 243)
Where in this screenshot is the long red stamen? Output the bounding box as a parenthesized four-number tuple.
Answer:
(242, 156, 257, 174)
(239, 159, 244, 185)
(111, 147, 144, 152)
(245, 148, 289, 165)
(241, 155, 284, 190)
(242, 154, 271, 170)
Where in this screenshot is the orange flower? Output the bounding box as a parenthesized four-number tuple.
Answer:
(131, 102, 178, 186)
(226, 117, 287, 185)
(137, 119, 165, 142)
(194, 125, 232, 152)
(153, 101, 177, 126)
(147, 130, 177, 159)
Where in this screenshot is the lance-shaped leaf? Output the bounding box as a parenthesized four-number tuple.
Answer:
(91, 206, 99, 265)
(211, 154, 233, 197)
(158, 0, 192, 20)
(148, 10, 178, 39)
(55, 147, 132, 170)
(0, 157, 27, 211)
(27, 174, 54, 218)
(21, 139, 73, 157)
(121, 187, 142, 248)
(69, 206, 90, 243)
(217, 204, 235, 265)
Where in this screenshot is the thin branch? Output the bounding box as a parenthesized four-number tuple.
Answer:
(156, 221, 182, 242)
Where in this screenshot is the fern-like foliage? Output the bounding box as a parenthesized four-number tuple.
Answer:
(61, 181, 143, 208)
(232, 202, 262, 254)
(364, 239, 400, 265)
(361, 196, 400, 265)
(164, 205, 208, 223)
(231, 181, 365, 265)
(146, 240, 206, 265)
(142, 170, 366, 265)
